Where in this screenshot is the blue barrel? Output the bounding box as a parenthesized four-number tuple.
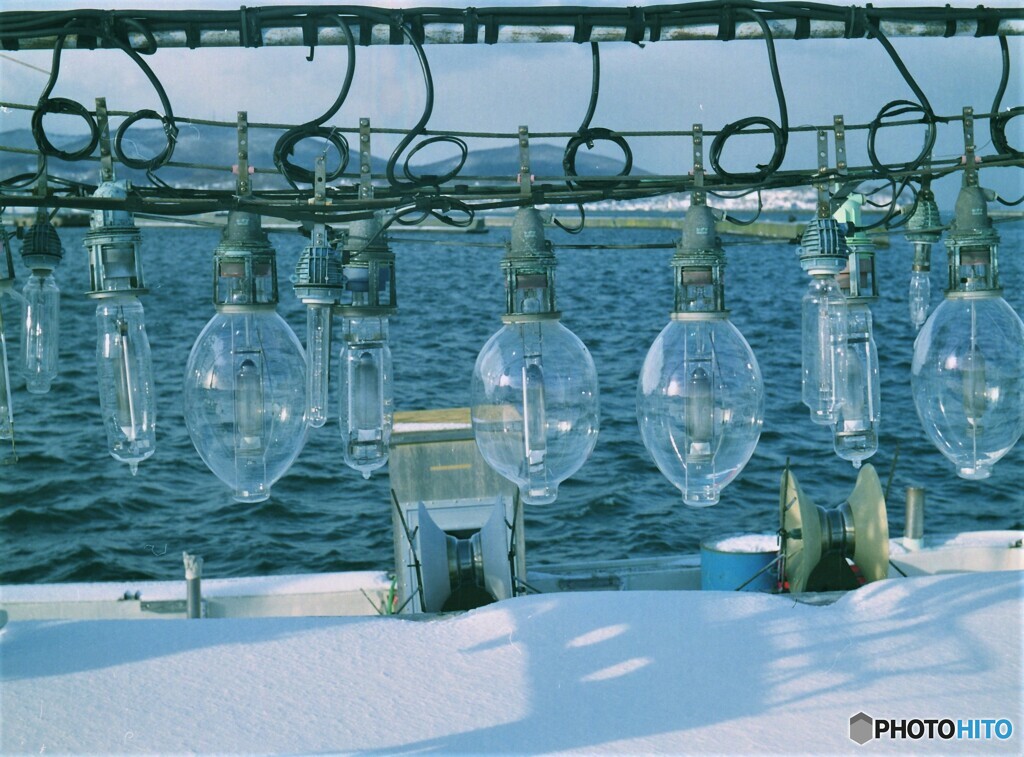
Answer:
(700, 533, 779, 592)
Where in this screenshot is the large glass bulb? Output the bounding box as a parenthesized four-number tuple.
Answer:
(96, 298, 155, 474)
(638, 316, 763, 507)
(801, 274, 847, 425)
(472, 318, 599, 505)
(912, 296, 1024, 479)
(338, 315, 392, 478)
(833, 301, 880, 467)
(912, 184, 1024, 480)
(21, 272, 59, 394)
(185, 309, 307, 502)
(183, 211, 307, 503)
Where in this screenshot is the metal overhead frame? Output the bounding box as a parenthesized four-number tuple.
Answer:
(0, 3, 1022, 51)
(0, 2, 1020, 226)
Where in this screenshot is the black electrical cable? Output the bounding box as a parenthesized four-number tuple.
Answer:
(273, 15, 356, 189)
(114, 108, 176, 170)
(392, 195, 476, 229)
(555, 42, 597, 234)
(855, 176, 913, 232)
(708, 8, 789, 185)
(561, 42, 633, 191)
(31, 34, 99, 162)
(719, 191, 764, 226)
(28, 19, 179, 171)
(863, 20, 936, 176)
(991, 35, 1022, 159)
(385, 24, 467, 192)
(0, 171, 44, 189)
(51, 19, 181, 171)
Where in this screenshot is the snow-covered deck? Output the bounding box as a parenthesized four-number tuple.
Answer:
(2, 569, 1020, 754)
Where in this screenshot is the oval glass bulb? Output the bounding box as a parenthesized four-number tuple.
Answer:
(912, 296, 1024, 479)
(21, 272, 59, 394)
(638, 317, 764, 507)
(801, 275, 847, 425)
(184, 310, 307, 502)
(96, 298, 156, 474)
(338, 316, 393, 479)
(471, 319, 599, 505)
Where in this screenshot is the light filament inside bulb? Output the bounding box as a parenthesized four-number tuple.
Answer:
(522, 357, 548, 487)
(113, 318, 138, 442)
(339, 316, 392, 479)
(234, 354, 265, 454)
(685, 364, 714, 461)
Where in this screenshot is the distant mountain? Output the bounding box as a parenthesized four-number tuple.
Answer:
(0, 125, 641, 191)
(409, 141, 643, 182)
(2, 126, 821, 212)
(0, 125, 387, 190)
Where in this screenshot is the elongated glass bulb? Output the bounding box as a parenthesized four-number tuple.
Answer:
(801, 275, 847, 425)
(909, 265, 930, 331)
(305, 304, 332, 428)
(339, 316, 392, 478)
(833, 302, 880, 467)
(1, 279, 24, 459)
(21, 272, 59, 394)
(0, 310, 13, 442)
(96, 299, 156, 474)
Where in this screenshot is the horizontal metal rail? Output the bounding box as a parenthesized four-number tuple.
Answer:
(0, 3, 1021, 51)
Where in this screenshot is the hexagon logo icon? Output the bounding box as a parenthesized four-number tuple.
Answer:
(850, 712, 874, 745)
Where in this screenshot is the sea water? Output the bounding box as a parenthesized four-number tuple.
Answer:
(1, 219, 1021, 583)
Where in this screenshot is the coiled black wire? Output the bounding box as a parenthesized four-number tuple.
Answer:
(385, 24, 467, 192)
(272, 14, 355, 189)
(991, 35, 1022, 159)
(863, 20, 936, 176)
(30, 21, 179, 171)
(31, 33, 99, 162)
(708, 8, 789, 184)
(562, 42, 633, 188)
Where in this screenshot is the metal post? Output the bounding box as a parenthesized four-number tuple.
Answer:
(904, 487, 925, 551)
(518, 125, 532, 198)
(183, 552, 203, 618)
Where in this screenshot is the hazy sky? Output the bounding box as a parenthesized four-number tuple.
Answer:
(1, 0, 1021, 208)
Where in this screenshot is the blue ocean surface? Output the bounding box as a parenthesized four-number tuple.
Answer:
(1, 217, 1021, 584)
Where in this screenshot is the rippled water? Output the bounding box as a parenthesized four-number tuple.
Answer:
(1, 217, 1021, 584)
